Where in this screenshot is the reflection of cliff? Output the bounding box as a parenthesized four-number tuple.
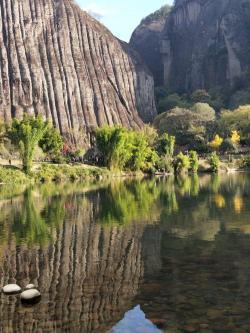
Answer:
(0, 187, 160, 333)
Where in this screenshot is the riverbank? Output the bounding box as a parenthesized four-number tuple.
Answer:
(0, 155, 249, 185)
(0, 163, 110, 185)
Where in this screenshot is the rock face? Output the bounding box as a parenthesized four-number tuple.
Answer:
(0, 0, 156, 144)
(130, 5, 171, 86)
(131, 0, 250, 93)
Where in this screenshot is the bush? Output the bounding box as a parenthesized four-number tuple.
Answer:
(239, 157, 250, 169)
(157, 155, 174, 174)
(174, 152, 190, 174)
(189, 151, 199, 173)
(96, 126, 133, 170)
(39, 125, 64, 160)
(0, 166, 28, 184)
(220, 138, 238, 153)
(96, 126, 159, 172)
(208, 152, 220, 173)
(157, 133, 175, 157)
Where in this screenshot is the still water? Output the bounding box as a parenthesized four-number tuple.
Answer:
(0, 174, 250, 332)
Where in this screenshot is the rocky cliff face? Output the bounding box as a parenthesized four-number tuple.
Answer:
(131, 0, 250, 94)
(130, 5, 171, 86)
(0, 0, 156, 144)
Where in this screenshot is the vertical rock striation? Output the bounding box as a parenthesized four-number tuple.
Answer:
(131, 0, 250, 95)
(0, 0, 156, 144)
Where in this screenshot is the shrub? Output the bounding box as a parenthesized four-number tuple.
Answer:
(189, 151, 199, 173)
(239, 157, 250, 169)
(157, 133, 175, 157)
(220, 138, 238, 153)
(96, 126, 159, 172)
(157, 155, 174, 174)
(39, 125, 64, 161)
(96, 126, 133, 170)
(208, 152, 220, 173)
(0, 166, 28, 184)
(174, 152, 190, 174)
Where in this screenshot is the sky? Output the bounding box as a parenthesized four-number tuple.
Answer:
(76, 0, 174, 42)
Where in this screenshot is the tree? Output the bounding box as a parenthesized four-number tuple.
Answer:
(191, 89, 210, 103)
(96, 126, 133, 170)
(231, 130, 240, 145)
(154, 105, 215, 151)
(209, 135, 223, 150)
(218, 105, 250, 143)
(39, 125, 64, 161)
(96, 126, 159, 172)
(128, 131, 158, 171)
(8, 115, 48, 174)
(158, 93, 190, 113)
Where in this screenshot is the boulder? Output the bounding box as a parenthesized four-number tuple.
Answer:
(2, 284, 21, 294)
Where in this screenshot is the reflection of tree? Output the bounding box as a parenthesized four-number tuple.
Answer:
(98, 180, 161, 226)
(12, 189, 65, 246)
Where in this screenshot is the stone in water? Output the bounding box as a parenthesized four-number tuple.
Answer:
(2, 284, 21, 294)
(25, 284, 36, 290)
(21, 289, 41, 303)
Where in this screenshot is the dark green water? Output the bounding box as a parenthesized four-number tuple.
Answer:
(0, 173, 250, 332)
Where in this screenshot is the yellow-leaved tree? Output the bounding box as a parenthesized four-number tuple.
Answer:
(231, 130, 240, 144)
(209, 135, 223, 150)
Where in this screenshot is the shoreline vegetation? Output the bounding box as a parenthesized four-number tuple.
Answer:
(0, 107, 250, 185)
(0, 156, 249, 186)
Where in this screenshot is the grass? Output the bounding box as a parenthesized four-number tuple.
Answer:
(0, 166, 29, 184)
(0, 163, 109, 185)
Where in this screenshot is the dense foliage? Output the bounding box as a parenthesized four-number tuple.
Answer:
(7, 116, 64, 174)
(8, 116, 48, 173)
(96, 126, 158, 171)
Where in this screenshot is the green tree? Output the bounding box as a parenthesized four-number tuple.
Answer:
(8, 115, 48, 174)
(218, 105, 250, 144)
(158, 93, 190, 113)
(96, 126, 133, 170)
(128, 131, 158, 171)
(191, 89, 210, 103)
(39, 125, 64, 161)
(154, 105, 215, 151)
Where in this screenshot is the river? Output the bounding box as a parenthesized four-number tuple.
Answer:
(0, 173, 250, 332)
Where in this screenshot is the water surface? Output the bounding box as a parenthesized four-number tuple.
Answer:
(0, 174, 250, 332)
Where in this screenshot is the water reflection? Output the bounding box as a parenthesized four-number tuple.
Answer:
(0, 174, 249, 332)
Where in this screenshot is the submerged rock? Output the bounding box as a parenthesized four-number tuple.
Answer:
(2, 284, 21, 294)
(21, 289, 41, 304)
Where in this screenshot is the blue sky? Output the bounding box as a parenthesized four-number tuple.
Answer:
(76, 1, 174, 41)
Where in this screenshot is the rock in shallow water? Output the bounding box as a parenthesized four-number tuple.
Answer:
(25, 284, 36, 290)
(2, 284, 21, 294)
(21, 289, 41, 301)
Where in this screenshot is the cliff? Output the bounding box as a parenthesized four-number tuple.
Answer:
(130, 5, 172, 86)
(131, 0, 250, 96)
(0, 0, 156, 145)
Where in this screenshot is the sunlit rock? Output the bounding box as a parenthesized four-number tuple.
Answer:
(2, 284, 21, 294)
(25, 284, 36, 290)
(21, 289, 41, 302)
